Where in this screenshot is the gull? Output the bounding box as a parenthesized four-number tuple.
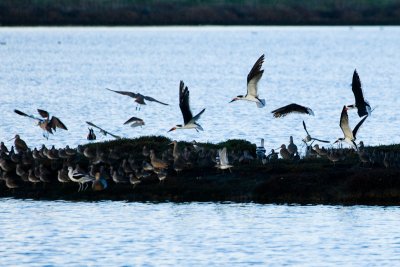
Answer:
(123, 117, 145, 128)
(86, 121, 121, 139)
(14, 109, 68, 139)
(168, 81, 205, 132)
(106, 88, 169, 110)
(271, 103, 314, 118)
(230, 54, 266, 108)
(215, 147, 233, 172)
(347, 69, 371, 117)
(334, 106, 368, 149)
(302, 121, 330, 144)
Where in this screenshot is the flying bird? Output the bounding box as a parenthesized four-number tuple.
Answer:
(347, 70, 371, 117)
(271, 103, 314, 118)
(14, 109, 68, 139)
(168, 81, 205, 132)
(215, 147, 233, 172)
(123, 117, 145, 128)
(334, 106, 368, 149)
(106, 88, 169, 110)
(230, 54, 266, 108)
(86, 121, 121, 139)
(302, 121, 329, 144)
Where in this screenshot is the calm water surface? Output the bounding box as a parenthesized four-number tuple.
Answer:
(0, 199, 399, 266)
(0, 26, 399, 150)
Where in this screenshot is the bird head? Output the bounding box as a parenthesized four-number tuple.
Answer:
(333, 138, 344, 144)
(229, 95, 243, 103)
(168, 126, 177, 132)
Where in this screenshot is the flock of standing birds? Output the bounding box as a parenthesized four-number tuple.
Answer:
(1, 54, 397, 192)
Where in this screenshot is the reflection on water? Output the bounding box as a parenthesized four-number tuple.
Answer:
(0, 199, 399, 266)
(0, 27, 399, 152)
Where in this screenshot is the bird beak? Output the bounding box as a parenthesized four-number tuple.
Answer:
(167, 127, 176, 133)
(7, 136, 16, 141)
(333, 139, 338, 144)
(229, 98, 238, 103)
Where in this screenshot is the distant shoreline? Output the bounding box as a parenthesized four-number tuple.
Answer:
(0, 1, 399, 26)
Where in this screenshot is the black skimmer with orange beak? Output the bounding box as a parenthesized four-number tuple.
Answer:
(230, 54, 266, 108)
(168, 81, 205, 132)
(347, 70, 371, 117)
(334, 106, 368, 149)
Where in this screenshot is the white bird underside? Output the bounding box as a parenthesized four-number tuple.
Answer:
(216, 147, 233, 169)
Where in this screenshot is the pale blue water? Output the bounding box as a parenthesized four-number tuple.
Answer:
(1, 27, 399, 266)
(0, 199, 399, 266)
(0, 26, 399, 151)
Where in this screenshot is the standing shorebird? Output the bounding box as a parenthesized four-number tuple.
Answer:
(271, 103, 314, 118)
(106, 88, 169, 110)
(215, 147, 233, 172)
(87, 128, 96, 140)
(256, 138, 267, 160)
(14, 109, 68, 139)
(230, 54, 266, 108)
(347, 70, 371, 117)
(9, 134, 28, 153)
(334, 106, 368, 149)
(67, 166, 95, 192)
(168, 81, 206, 132)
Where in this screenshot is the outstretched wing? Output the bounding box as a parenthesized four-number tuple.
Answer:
(192, 108, 206, 123)
(352, 115, 368, 138)
(143, 95, 169, 105)
(124, 116, 144, 125)
(352, 70, 368, 117)
(302, 120, 310, 136)
(14, 109, 40, 121)
(271, 103, 314, 118)
(49, 116, 68, 131)
(37, 109, 49, 118)
(179, 81, 193, 125)
(247, 54, 264, 97)
(311, 138, 330, 143)
(106, 88, 138, 99)
(86, 121, 120, 139)
(219, 147, 230, 165)
(339, 106, 353, 138)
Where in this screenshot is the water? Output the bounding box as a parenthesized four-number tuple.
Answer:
(0, 26, 399, 151)
(0, 199, 398, 266)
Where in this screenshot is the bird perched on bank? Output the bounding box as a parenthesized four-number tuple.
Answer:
(347, 69, 371, 117)
(271, 103, 314, 118)
(168, 81, 205, 132)
(123, 117, 145, 128)
(279, 144, 291, 160)
(10, 134, 28, 153)
(14, 109, 68, 139)
(287, 136, 297, 156)
(87, 128, 96, 140)
(334, 106, 368, 149)
(106, 88, 169, 110)
(230, 54, 266, 108)
(215, 147, 233, 172)
(256, 138, 267, 160)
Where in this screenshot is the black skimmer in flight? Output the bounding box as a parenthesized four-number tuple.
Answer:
(123, 117, 145, 128)
(230, 54, 266, 108)
(334, 106, 368, 149)
(106, 88, 169, 110)
(302, 121, 329, 144)
(14, 109, 68, 139)
(168, 81, 205, 132)
(271, 103, 314, 118)
(347, 70, 371, 117)
(86, 121, 121, 139)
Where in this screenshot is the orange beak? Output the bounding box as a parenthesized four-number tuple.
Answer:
(168, 127, 176, 133)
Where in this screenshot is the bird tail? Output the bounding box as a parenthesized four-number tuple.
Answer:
(307, 108, 315, 116)
(256, 99, 266, 108)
